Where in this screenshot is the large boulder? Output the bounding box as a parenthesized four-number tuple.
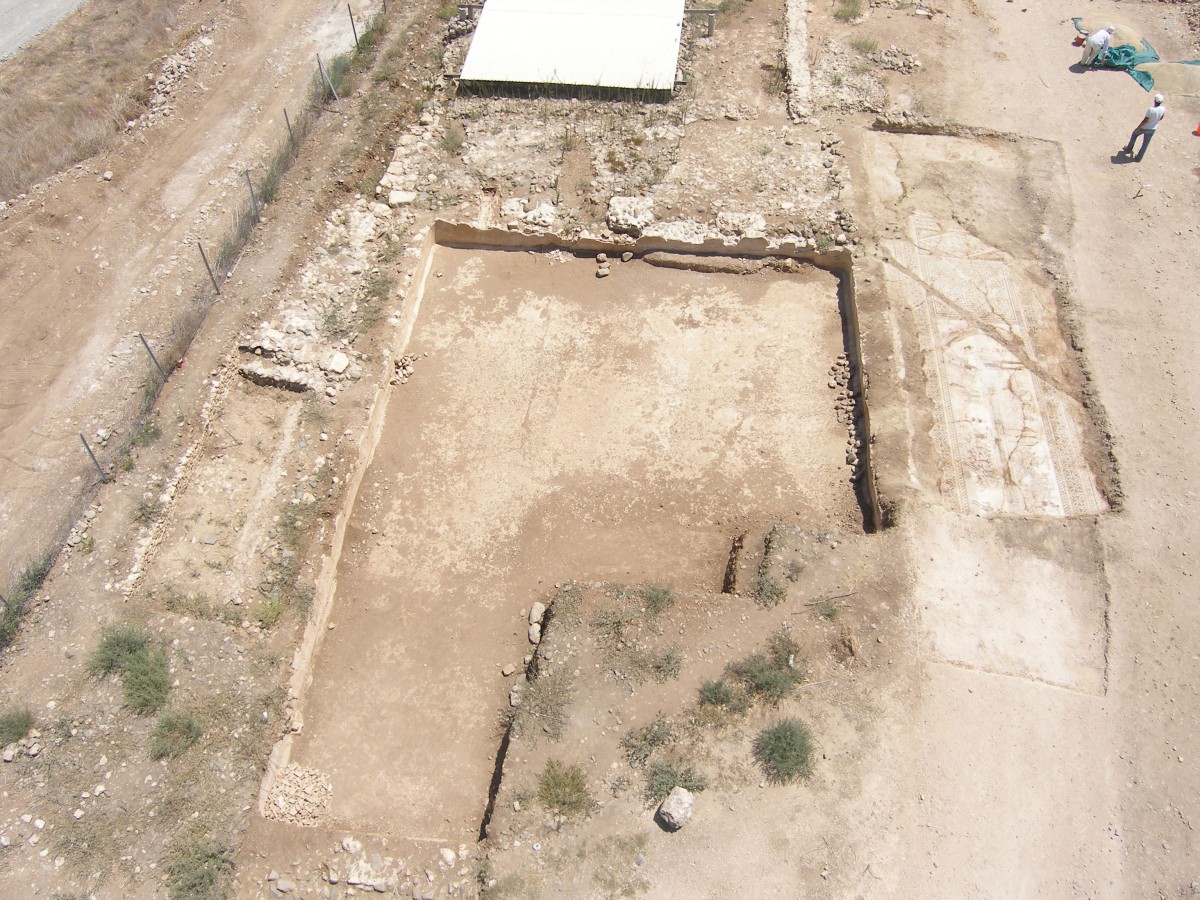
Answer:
(655, 787, 694, 831)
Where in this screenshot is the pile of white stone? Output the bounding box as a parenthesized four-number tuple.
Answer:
(828, 352, 866, 484)
(868, 45, 921, 74)
(131, 29, 215, 130)
(237, 199, 390, 398)
(262, 763, 331, 827)
(65, 503, 101, 552)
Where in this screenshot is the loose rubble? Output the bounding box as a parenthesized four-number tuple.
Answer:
(262, 764, 332, 827)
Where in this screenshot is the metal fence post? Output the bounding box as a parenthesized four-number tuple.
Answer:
(317, 54, 345, 114)
(349, 3, 360, 50)
(197, 241, 220, 296)
(244, 170, 260, 222)
(79, 433, 106, 481)
(137, 333, 168, 381)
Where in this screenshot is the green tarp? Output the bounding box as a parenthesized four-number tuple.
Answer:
(1072, 17, 1160, 87)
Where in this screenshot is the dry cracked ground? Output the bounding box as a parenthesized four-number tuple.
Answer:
(0, 0, 1198, 898)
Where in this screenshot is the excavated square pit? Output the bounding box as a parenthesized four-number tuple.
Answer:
(286, 243, 860, 840)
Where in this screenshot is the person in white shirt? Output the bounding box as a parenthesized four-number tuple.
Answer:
(1081, 26, 1115, 67)
(1122, 94, 1167, 161)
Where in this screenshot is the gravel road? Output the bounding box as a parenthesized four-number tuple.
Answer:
(0, 0, 84, 61)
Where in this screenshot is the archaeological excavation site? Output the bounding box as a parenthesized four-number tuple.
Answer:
(1, 0, 1198, 897)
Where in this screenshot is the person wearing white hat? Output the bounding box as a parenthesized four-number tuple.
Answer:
(1122, 93, 1167, 162)
(1081, 25, 1116, 67)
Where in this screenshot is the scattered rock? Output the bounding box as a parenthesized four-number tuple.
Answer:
(2, 744, 16, 762)
(528, 622, 542, 644)
(102, 170, 114, 181)
(528, 602, 546, 626)
(501, 664, 516, 677)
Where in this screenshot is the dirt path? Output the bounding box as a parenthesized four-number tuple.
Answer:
(849, 0, 1200, 894)
(0, 0, 361, 574)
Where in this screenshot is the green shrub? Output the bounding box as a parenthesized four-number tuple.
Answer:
(834, 0, 863, 22)
(726, 633, 804, 704)
(621, 716, 674, 767)
(255, 596, 283, 629)
(89, 624, 151, 677)
(165, 837, 233, 900)
(123, 647, 171, 715)
(645, 649, 682, 683)
(754, 718, 816, 783)
(645, 761, 707, 801)
(441, 121, 466, 155)
(536, 760, 592, 815)
(641, 583, 674, 617)
(130, 420, 162, 447)
(90, 625, 171, 715)
(753, 574, 787, 608)
(0, 706, 33, 744)
(151, 711, 202, 760)
(698, 679, 736, 707)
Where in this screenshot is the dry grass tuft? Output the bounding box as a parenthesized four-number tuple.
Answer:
(0, 0, 187, 199)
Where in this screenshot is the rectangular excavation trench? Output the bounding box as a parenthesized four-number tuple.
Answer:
(265, 225, 879, 843)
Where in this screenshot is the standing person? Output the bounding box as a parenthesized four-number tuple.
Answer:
(1081, 26, 1116, 67)
(1122, 93, 1167, 162)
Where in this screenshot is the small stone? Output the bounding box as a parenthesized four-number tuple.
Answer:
(595, 267, 610, 278)
(275, 878, 296, 893)
(267, 871, 279, 882)
(596, 253, 608, 264)
(34, 819, 44, 830)
(102, 171, 113, 181)
(342, 837, 362, 854)
(440, 848, 456, 866)
(656, 787, 694, 831)
(621, 251, 634, 262)
(501, 664, 516, 677)
(26, 743, 40, 757)
(528, 602, 546, 626)
(2, 744, 15, 762)
(73, 809, 84, 820)
(528, 623, 541, 644)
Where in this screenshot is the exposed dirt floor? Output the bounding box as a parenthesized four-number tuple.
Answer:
(1, 0, 1200, 898)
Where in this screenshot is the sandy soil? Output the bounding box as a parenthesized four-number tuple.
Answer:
(1, 0, 1199, 897)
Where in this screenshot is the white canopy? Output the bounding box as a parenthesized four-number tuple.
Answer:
(460, 0, 685, 92)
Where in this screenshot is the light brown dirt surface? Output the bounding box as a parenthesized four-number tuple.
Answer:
(3, 0, 1200, 897)
(287, 246, 853, 836)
